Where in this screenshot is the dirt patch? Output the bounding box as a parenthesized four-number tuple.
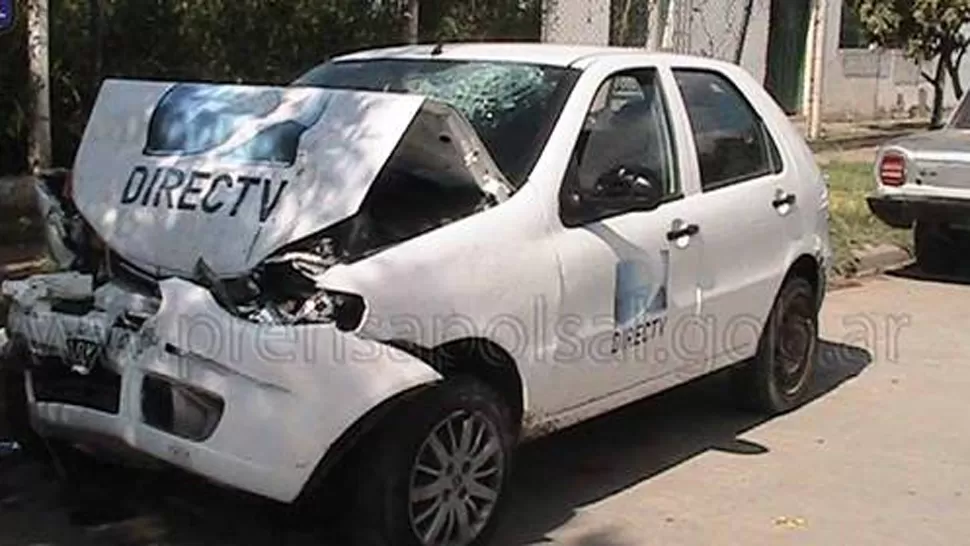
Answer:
(816, 146, 879, 166)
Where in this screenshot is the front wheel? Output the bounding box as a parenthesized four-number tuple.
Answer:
(353, 377, 515, 546)
(731, 276, 818, 415)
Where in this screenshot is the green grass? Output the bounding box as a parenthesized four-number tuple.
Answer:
(824, 161, 913, 276)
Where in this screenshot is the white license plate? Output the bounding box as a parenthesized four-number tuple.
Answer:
(65, 337, 102, 373)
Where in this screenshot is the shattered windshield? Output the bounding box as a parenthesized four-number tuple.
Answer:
(293, 58, 579, 187)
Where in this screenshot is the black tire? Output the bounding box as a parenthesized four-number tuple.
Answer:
(351, 377, 515, 546)
(731, 276, 818, 415)
(0, 367, 47, 459)
(914, 220, 955, 274)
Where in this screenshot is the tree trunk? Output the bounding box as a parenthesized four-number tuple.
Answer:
(945, 49, 966, 101)
(405, 0, 419, 43)
(27, 0, 51, 173)
(89, 0, 104, 96)
(619, 0, 633, 46)
(647, 0, 665, 49)
(931, 57, 948, 127)
(734, 0, 755, 64)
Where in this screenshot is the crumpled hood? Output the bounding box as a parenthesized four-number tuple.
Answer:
(71, 79, 507, 278)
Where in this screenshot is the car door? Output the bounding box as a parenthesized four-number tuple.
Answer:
(547, 67, 703, 413)
(667, 67, 801, 371)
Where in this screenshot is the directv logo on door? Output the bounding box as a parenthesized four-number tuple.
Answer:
(0, 0, 14, 33)
(611, 251, 669, 354)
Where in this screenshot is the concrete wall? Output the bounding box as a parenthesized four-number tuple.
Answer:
(542, 0, 610, 45)
(737, 0, 772, 84)
(819, 0, 970, 121)
(541, 0, 969, 121)
(656, 0, 772, 83)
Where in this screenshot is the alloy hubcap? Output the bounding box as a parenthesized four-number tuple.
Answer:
(774, 299, 815, 396)
(408, 410, 504, 546)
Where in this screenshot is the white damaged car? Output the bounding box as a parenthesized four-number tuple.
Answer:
(1, 43, 831, 545)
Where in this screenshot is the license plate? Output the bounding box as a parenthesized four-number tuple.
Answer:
(65, 337, 102, 374)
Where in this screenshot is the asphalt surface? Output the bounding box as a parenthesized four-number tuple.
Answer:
(1, 267, 968, 545)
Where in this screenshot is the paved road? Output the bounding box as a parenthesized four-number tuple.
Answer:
(2, 268, 968, 545)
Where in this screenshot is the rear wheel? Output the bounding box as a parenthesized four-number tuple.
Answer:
(914, 220, 955, 274)
(352, 377, 515, 546)
(731, 276, 818, 415)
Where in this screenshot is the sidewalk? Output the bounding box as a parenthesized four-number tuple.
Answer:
(793, 117, 930, 152)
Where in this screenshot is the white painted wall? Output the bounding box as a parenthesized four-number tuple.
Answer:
(654, 0, 772, 84)
(737, 0, 772, 84)
(819, 0, 970, 120)
(540, 0, 970, 121)
(541, 0, 611, 45)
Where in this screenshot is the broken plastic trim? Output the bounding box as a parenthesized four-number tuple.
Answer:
(194, 258, 246, 316)
(35, 169, 104, 273)
(193, 242, 367, 331)
(142, 373, 225, 442)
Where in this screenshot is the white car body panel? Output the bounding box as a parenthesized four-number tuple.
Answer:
(1, 44, 831, 504)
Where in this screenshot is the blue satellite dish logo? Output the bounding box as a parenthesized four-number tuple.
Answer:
(144, 83, 330, 167)
(0, 0, 15, 33)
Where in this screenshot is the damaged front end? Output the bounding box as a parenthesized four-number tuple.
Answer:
(14, 80, 512, 328)
(0, 80, 507, 500)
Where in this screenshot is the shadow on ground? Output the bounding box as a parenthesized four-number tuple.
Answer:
(0, 341, 871, 546)
(886, 263, 970, 287)
(492, 340, 871, 545)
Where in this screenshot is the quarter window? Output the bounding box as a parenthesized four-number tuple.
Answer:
(673, 69, 782, 191)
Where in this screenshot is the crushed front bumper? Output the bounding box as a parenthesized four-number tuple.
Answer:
(867, 194, 970, 229)
(1, 273, 440, 503)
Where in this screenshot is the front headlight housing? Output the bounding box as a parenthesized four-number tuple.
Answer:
(194, 248, 367, 332)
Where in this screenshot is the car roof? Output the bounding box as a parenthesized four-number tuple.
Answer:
(330, 42, 731, 70)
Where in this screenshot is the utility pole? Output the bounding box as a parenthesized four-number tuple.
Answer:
(405, 0, 419, 44)
(807, 0, 828, 141)
(647, 0, 665, 50)
(661, 0, 678, 51)
(27, 0, 52, 173)
(89, 0, 104, 96)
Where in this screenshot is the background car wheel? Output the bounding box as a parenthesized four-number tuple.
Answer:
(731, 276, 818, 415)
(352, 376, 515, 546)
(914, 220, 955, 274)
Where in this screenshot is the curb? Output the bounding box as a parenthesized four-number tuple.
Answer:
(808, 130, 917, 153)
(829, 243, 913, 291)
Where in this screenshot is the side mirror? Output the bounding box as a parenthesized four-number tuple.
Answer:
(560, 165, 665, 227)
(585, 166, 664, 212)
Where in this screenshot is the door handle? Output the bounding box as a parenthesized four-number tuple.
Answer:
(772, 192, 796, 208)
(666, 223, 699, 241)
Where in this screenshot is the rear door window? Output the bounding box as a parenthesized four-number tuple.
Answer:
(672, 69, 783, 191)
